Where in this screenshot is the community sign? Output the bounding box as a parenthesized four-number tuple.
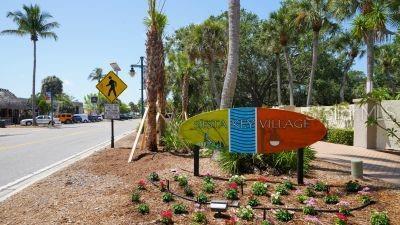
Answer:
(96, 71, 128, 103)
(179, 108, 326, 154)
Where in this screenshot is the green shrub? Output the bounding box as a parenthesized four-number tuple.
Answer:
(177, 175, 188, 187)
(303, 205, 317, 215)
(326, 128, 354, 146)
(275, 184, 289, 195)
(248, 196, 260, 207)
(275, 209, 293, 222)
(314, 181, 328, 192)
(162, 192, 174, 203)
(261, 220, 273, 225)
(137, 203, 150, 214)
(161, 118, 193, 152)
(297, 194, 309, 203)
(184, 185, 194, 197)
(224, 189, 238, 200)
(148, 172, 160, 181)
(192, 211, 207, 224)
(324, 195, 339, 204)
(229, 175, 246, 185)
(202, 181, 215, 193)
(218, 147, 315, 174)
(196, 192, 208, 204)
(360, 195, 372, 204)
(346, 180, 361, 192)
(271, 193, 282, 205)
(172, 203, 187, 214)
(252, 181, 268, 196)
(305, 187, 316, 197)
(131, 192, 141, 203)
(370, 211, 390, 225)
(237, 206, 254, 221)
(283, 180, 295, 190)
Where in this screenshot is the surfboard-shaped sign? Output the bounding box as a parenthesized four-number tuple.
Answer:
(179, 108, 326, 154)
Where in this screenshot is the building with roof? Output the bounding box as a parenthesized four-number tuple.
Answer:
(0, 88, 31, 125)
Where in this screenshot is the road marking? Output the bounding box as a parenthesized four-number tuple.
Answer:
(0, 131, 132, 202)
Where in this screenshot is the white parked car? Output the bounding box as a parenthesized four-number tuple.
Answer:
(20, 115, 61, 126)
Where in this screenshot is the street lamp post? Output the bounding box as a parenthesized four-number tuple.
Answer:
(129, 56, 146, 118)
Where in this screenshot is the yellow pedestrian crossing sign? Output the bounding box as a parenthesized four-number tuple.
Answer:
(96, 71, 128, 103)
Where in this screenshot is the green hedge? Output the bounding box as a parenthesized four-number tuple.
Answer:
(326, 128, 354, 146)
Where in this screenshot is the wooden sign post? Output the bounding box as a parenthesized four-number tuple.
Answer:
(179, 108, 326, 184)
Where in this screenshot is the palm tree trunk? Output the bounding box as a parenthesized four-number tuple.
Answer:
(366, 34, 374, 93)
(276, 53, 282, 106)
(208, 60, 220, 108)
(157, 36, 166, 144)
(306, 30, 319, 106)
(339, 56, 355, 102)
(32, 40, 37, 126)
(283, 47, 294, 106)
(181, 73, 189, 118)
(220, 0, 240, 109)
(145, 27, 158, 152)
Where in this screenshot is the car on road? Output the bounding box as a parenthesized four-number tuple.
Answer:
(119, 113, 133, 120)
(73, 114, 90, 123)
(88, 115, 100, 122)
(20, 115, 61, 126)
(72, 115, 82, 123)
(56, 113, 73, 124)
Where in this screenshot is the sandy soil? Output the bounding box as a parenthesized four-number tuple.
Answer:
(0, 133, 399, 225)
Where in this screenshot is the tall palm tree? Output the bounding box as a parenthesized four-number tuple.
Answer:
(295, 0, 335, 106)
(376, 45, 399, 93)
(88, 68, 104, 83)
(193, 20, 227, 108)
(267, 4, 297, 106)
(332, 32, 364, 102)
(328, 0, 398, 94)
(144, 0, 166, 152)
(1, 4, 59, 125)
(220, 0, 240, 109)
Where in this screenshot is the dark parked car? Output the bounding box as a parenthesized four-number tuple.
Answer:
(119, 113, 132, 120)
(88, 115, 100, 122)
(72, 115, 82, 123)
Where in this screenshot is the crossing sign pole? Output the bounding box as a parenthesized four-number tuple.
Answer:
(96, 70, 127, 149)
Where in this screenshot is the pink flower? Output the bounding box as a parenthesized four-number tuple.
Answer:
(229, 182, 238, 190)
(336, 201, 350, 207)
(304, 215, 322, 225)
(225, 216, 238, 225)
(161, 210, 173, 219)
(336, 213, 348, 221)
(306, 197, 317, 206)
(137, 179, 146, 189)
(295, 189, 302, 195)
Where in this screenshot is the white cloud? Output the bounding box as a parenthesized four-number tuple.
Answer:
(64, 79, 72, 86)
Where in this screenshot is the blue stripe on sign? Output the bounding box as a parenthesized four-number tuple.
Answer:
(229, 108, 256, 154)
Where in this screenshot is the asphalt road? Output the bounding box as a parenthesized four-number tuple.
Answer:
(0, 119, 139, 187)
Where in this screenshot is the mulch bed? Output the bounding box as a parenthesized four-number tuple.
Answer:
(0, 133, 399, 225)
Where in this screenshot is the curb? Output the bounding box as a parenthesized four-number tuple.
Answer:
(0, 131, 132, 202)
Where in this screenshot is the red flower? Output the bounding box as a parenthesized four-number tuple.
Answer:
(161, 210, 173, 219)
(160, 180, 166, 188)
(225, 216, 238, 225)
(138, 179, 146, 188)
(336, 213, 348, 221)
(258, 176, 268, 183)
(229, 182, 238, 190)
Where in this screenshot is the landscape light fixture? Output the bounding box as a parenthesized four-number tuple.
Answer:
(110, 62, 121, 73)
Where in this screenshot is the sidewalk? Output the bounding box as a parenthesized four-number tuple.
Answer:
(312, 141, 400, 186)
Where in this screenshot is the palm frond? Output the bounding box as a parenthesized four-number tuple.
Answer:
(39, 31, 58, 41)
(0, 29, 28, 36)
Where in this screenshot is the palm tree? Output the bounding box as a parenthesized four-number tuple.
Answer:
(328, 0, 398, 94)
(376, 45, 399, 93)
(88, 68, 104, 83)
(332, 32, 364, 102)
(1, 4, 59, 125)
(144, 0, 166, 152)
(193, 20, 227, 108)
(295, 0, 335, 106)
(220, 0, 240, 109)
(267, 4, 297, 106)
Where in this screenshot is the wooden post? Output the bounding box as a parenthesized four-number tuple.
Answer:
(193, 146, 200, 176)
(297, 148, 304, 185)
(128, 107, 149, 163)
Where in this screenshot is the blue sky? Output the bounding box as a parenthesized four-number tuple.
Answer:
(0, 0, 366, 104)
